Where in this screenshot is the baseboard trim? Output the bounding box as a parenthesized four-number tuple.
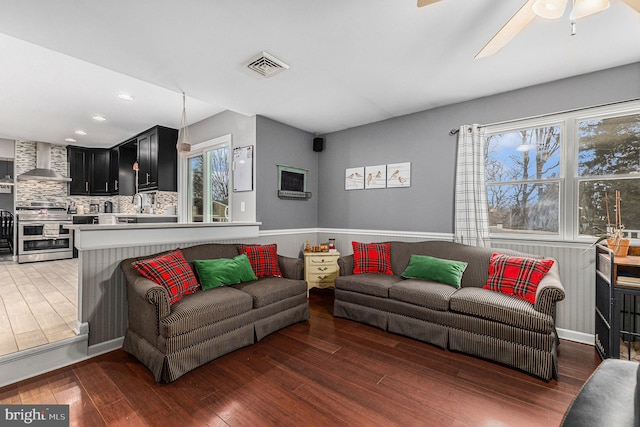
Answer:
(0, 334, 89, 388)
(88, 337, 124, 357)
(558, 328, 594, 345)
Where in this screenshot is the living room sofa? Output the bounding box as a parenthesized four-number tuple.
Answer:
(334, 240, 565, 380)
(120, 243, 309, 382)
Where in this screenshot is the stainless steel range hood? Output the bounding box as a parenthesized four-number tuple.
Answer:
(18, 142, 72, 182)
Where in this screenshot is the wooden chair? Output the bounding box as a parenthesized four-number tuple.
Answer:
(0, 210, 13, 252)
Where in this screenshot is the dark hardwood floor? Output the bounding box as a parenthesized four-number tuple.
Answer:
(0, 288, 600, 426)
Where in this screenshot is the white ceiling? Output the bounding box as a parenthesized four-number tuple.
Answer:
(0, 0, 639, 148)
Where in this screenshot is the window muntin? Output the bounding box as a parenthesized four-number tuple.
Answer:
(485, 125, 562, 236)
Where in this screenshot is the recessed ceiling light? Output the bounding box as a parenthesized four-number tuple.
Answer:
(65, 138, 77, 143)
(92, 115, 107, 122)
(117, 93, 135, 101)
(75, 130, 87, 136)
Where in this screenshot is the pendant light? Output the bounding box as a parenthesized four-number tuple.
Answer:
(176, 92, 192, 153)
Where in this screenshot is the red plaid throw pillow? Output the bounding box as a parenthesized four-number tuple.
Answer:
(237, 244, 283, 278)
(131, 249, 199, 305)
(352, 242, 393, 275)
(484, 253, 554, 304)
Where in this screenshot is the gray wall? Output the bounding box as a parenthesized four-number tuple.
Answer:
(318, 62, 640, 231)
(188, 110, 257, 222)
(256, 116, 318, 230)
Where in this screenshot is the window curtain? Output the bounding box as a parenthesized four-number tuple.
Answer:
(454, 124, 490, 248)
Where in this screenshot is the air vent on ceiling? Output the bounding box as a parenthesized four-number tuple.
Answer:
(246, 51, 289, 78)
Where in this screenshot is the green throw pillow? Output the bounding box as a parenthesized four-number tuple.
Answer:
(193, 254, 258, 290)
(401, 254, 468, 288)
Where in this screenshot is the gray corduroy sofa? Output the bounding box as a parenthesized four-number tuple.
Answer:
(120, 243, 309, 382)
(334, 241, 565, 380)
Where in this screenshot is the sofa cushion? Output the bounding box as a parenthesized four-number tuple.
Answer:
(237, 244, 283, 278)
(352, 241, 393, 275)
(231, 277, 307, 308)
(449, 287, 554, 333)
(131, 249, 199, 305)
(387, 241, 528, 288)
(401, 254, 468, 288)
(484, 254, 554, 304)
(335, 273, 402, 298)
(193, 254, 257, 290)
(159, 286, 253, 337)
(389, 279, 458, 311)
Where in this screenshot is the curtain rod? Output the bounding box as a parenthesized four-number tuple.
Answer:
(448, 97, 640, 136)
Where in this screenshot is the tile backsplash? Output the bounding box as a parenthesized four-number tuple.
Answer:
(15, 141, 68, 204)
(15, 141, 178, 214)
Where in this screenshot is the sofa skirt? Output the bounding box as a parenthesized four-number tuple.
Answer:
(255, 303, 310, 341)
(448, 327, 557, 380)
(123, 324, 255, 382)
(334, 300, 388, 331)
(334, 295, 558, 380)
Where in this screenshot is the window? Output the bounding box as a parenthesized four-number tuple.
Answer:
(485, 101, 640, 241)
(185, 137, 231, 222)
(485, 125, 562, 236)
(577, 113, 640, 238)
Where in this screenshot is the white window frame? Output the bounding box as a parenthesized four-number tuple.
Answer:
(485, 100, 640, 243)
(178, 134, 232, 223)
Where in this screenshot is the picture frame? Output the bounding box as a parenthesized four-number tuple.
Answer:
(386, 162, 411, 188)
(345, 167, 365, 190)
(365, 165, 386, 189)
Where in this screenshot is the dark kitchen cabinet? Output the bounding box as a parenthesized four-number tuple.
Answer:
(68, 147, 90, 195)
(68, 146, 116, 196)
(109, 148, 119, 193)
(118, 140, 137, 196)
(90, 149, 110, 195)
(137, 126, 178, 192)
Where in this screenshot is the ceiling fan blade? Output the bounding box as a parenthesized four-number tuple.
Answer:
(475, 0, 538, 59)
(623, 0, 640, 13)
(417, 0, 442, 7)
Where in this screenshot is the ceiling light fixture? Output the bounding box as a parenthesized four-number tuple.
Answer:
(92, 115, 106, 122)
(570, 0, 610, 19)
(74, 130, 86, 136)
(532, 0, 568, 19)
(176, 92, 191, 153)
(533, 0, 610, 20)
(117, 93, 135, 101)
(65, 138, 76, 143)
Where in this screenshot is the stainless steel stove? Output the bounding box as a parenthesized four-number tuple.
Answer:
(16, 201, 73, 263)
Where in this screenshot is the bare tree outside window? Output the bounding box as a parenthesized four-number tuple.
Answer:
(485, 126, 561, 234)
(188, 144, 230, 223)
(210, 146, 229, 222)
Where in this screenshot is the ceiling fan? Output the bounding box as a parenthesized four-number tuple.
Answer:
(417, 0, 640, 59)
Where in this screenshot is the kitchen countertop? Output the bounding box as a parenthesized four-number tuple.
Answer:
(71, 213, 178, 217)
(66, 221, 261, 250)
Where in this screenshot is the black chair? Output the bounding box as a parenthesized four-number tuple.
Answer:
(0, 210, 13, 253)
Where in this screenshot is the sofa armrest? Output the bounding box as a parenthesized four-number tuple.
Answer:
(279, 255, 304, 280)
(338, 254, 354, 276)
(534, 260, 565, 318)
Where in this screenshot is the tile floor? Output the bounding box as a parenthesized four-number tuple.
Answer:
(0, 257, 78, 356)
